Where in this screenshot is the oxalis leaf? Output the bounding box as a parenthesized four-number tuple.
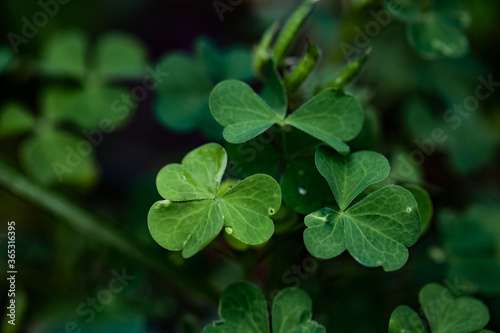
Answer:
(209, 79, 363, 154)
(147, 143, 281, 258)
(303, 146, 421, 271)
(202, 282, 326, 333)
(388, 283, 491, 333)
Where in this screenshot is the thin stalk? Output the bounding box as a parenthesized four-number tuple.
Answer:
(0, 157, 218, 303)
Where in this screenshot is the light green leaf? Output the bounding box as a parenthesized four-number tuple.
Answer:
(156, 143, 226, 200)
(403, 184, 433, 233)
(148, 199, 223, 258)
(388, 305, 427, 333)
(304, 185, 421, 271)
(148, 143, 281, 257)
(219, 174, 281, 245)
(20, 130, 97, 186)
(93, 32, 147, 79)
(0, 103, 35, 137)
(286, 89, 364, 154)
(315, 147, 390, 210)
(203, 282, 325, 333)
(209, 80, 283, 143)
(40, 30, 87, 78)
(202, 282, 270, 333)
(420, 284, 490, 333)
(304, 207, 345, 260)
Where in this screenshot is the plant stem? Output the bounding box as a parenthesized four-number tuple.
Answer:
(0, 157, 218, 303)
(280, 124, 289, 159)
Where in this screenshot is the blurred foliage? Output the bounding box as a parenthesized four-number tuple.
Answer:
(0, 0, 499, 332)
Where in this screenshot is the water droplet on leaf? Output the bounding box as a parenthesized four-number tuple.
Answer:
(298, 187, 308, 195)
(407, 207, 412, 212)
(225, 226, 233, 235)
(228, 185, 233, 189)
(182, 175, 187, 181)
(269, 208, 275, 214)
(237, 180, 242, 183)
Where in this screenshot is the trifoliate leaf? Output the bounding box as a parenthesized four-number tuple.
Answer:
(202, 282, 325, 333)
(0, 103, 35, 137)
(389, 283, 491, 333)
(304, 185, 421, 271)
(209, 82, 364, 154)
(148, 143, 281, 258)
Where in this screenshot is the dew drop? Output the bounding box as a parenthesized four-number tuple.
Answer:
(183, 240, 187, 246)
(225, 226, 233, 235)
(298, 187, 308, 195)
(406, 207, 412, 212)
(182, 175, 187, 181)
(228, 185, 233, 189)
(269, 208, 275, 215)
(237, 180, 242, 183)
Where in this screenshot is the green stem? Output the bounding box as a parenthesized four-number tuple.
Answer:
(280, 124, 289, 159)
(0, 157, 218, 303)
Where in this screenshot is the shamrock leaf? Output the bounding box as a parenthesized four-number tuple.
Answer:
(303, 147, 421, 271)
(209, 80, 364, 154)
(202, 282, 325, 333)
(389, 283, 491, 333)
(38, 30, 146, 130)
(0, 45, 14, 74)
(148, 143, 281, 258)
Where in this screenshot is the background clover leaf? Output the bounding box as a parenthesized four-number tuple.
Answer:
(19, 130, 98, 186)
(384, 0, 470, 60)
(0, 103, 35, 137)
(154, 37, 253, 140)
(315, 146, 390, 210)
(389, 283, 491, 333)
(202, 282, 325, 333)
(439, 200, 500, 296)
(148, 143, 281, 258)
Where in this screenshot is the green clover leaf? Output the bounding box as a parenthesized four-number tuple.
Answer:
(154, 37, 252, 140)
(439, 201, 500, 295)
(209, 80, 363, 154)
(0, 103, 35, 137)
(303, 146, 421, 271)
(148, 143, 281, 258)
(389, 283, 491, 333)
(202, 282, 325, 333)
